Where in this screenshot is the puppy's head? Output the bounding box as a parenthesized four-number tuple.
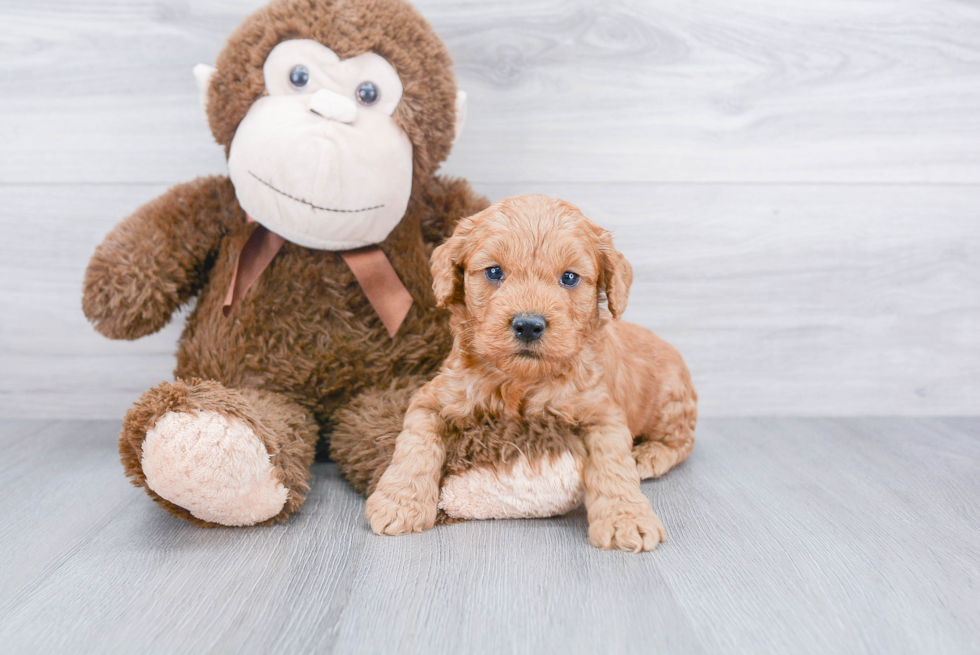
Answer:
(431, 194, 632, 380)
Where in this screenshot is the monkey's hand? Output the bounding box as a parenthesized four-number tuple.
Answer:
(83, 176, 237, 340)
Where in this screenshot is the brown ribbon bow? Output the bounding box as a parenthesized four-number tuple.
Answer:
(223, 217, 414, 338)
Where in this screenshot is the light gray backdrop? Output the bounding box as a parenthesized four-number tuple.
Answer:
(1, 0, 978, 418)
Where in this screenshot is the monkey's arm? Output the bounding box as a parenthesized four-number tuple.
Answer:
(418, 175, 490, 248)
(82, 176, 239, 340)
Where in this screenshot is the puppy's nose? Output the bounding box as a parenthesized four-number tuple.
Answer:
(511, 314, 547, 343)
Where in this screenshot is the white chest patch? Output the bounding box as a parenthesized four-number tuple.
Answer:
(438, 452, 585, 520)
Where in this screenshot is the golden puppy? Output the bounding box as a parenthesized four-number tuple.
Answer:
(365, 195, 697, 552)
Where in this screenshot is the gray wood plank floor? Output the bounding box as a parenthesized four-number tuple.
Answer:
(1, 418, 977, 655)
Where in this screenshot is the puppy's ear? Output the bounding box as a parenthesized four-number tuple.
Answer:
(431, 236, 463, 309)
(598, 231, 633, 319)
(432, 213, 479, 310)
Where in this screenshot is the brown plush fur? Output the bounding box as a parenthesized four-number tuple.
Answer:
(351, 195, 697, 552)
(330, 376, 428, 497)
(82, 0, 489, 526)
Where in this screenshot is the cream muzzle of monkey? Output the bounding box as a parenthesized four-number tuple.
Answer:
(195, 39, 467, 336)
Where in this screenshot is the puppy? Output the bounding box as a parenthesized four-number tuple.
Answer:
(365, 195, 697, 552)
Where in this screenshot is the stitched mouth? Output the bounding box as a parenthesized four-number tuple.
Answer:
(248, 171, 385, 213)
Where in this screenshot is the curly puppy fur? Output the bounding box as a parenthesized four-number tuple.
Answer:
(82, 0, 489, 526)
(358, 195, 697, 551)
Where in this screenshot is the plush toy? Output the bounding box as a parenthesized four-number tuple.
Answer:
(82, 0, 487, 527)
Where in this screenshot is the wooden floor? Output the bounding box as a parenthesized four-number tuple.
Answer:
(1, 418, 977, 655)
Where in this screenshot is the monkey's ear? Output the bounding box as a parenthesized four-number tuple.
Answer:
(453, 90, 468, 145)
(598, 232, 633, 319)
(193, 64, 217, 110)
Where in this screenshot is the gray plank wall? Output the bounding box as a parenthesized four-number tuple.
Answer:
(1, 0, 978, 418)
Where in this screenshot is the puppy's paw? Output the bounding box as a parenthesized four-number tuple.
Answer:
(588, 506, 666, 553)
(633, 441, 680, 479)
(365, 479, 438, 536)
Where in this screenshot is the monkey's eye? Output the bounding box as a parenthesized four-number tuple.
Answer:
(289, 65, 310, 89)
(485, 266, 504, 283)
(356, 81, 379, 106)
(560, 271, 580, 288)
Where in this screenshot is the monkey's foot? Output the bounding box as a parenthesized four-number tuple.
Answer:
(141, 410, 289, 526)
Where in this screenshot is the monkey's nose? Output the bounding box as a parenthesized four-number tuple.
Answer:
(309, 89, 358, 124)
(511, 314, 547, 343)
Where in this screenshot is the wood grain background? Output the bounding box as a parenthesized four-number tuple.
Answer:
(1, 0, 978, 417)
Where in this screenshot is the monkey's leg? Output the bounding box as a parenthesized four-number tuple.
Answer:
(329, 376, 429, 497)
(633, 385, 697, 480)
(119, 379, 318, 527)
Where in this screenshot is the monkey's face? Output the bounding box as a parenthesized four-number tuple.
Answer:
(227, 39, 414, 251)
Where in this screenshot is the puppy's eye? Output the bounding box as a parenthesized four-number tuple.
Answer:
(356, 81, 379, 105)
(560, 271, 580, 288)
(289, 65, 310, 89)
(485, 266, 504, 282)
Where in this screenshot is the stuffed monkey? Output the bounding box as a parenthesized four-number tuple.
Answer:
(82, 0, 488, 527)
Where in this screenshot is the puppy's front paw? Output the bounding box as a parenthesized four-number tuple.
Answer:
(365, 478, 438, 536)
(588, 506, 666, 553)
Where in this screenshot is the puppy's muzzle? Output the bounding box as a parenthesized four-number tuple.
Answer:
(511, 314, 547, 343)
